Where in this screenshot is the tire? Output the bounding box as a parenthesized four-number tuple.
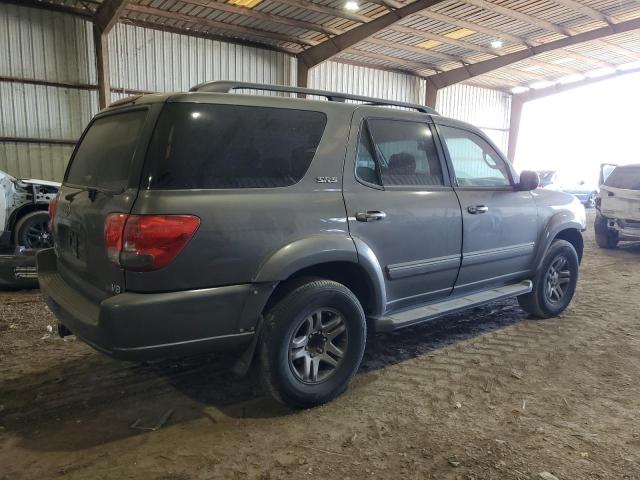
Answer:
(594, 213, 619, 249)
(585, 191, 597, 209)
(13, 211, 53, 249)
(518, 239, 579, 319)
(259, 279, 366, 409)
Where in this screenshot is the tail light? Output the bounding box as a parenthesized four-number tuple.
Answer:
(48, 193, 59, 228)
(104, 214, 200, 271)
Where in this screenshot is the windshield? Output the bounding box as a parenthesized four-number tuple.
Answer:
(65, 110, 148, 191)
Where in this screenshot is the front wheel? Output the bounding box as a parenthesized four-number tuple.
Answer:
(259, 279, 366, 409)
(518, 239, 579, 318)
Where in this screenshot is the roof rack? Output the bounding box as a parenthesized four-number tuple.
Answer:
(189, 81, 437, 114)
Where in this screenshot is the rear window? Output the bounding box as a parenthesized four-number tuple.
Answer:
(145, 103, 327, 189)
(66, 110, 147, 191)
(605, 166, 640, 190)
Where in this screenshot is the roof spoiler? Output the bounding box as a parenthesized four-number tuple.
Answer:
(189, 81, 438, 115)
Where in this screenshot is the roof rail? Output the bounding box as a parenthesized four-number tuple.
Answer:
(189, 81, 437, 114)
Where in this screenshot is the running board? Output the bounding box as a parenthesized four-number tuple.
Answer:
(373, 280, 532, 332)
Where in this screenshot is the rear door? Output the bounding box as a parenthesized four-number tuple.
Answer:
(435, 120, 538, 294)
(343, 109, 462, 312)
(53, 105, 159, 300)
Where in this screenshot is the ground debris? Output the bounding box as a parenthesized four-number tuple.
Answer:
(130, 409, 174, 431)
(537, 472, 560, 480)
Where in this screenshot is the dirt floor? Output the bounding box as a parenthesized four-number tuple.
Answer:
(1, 211, 640, 480)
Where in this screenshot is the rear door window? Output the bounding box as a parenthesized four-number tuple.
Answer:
(604, 166, 640, 190)
(66, 110, 148, 191)
(145, 103, 327, 189)
(356, 119, 443, 187)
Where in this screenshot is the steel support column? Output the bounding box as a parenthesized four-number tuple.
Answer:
(507, 96, 523, 163)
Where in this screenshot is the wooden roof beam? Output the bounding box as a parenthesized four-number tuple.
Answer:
(297, 0, 449, 68)
(274, 0, 371, 24)
(424, 16, 640, 89)
(391, 24, 500, 55)
(95, 0, 130, 35)
(365, 36, 471, 65)
(346, 47, 442, 73)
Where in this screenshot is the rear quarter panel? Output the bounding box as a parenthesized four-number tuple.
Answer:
(127, 99, 354, 293)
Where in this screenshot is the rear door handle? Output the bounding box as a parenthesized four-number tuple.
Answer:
(356, 211, 386, 222)
(467, 205, 489, 214)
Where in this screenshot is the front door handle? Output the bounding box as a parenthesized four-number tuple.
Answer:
(468, 205, 489, 214)
(356, 210, 387, 222)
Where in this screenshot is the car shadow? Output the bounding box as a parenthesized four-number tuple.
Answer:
(1, 298, 528, 453)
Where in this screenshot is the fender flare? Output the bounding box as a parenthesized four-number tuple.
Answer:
(253, 234, 387, 317)
(533, 212, 584, 271)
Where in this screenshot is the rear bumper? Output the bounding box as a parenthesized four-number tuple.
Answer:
(37, 248, 274, 360)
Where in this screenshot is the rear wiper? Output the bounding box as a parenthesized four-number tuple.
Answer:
(65, 186, 121, 202)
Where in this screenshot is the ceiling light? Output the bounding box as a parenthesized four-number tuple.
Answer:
(558, 73, 585, 84)
(617, 61, 640, 71)
(228, 0, 263, 7)
(344, 0, 359, 11)
(417, 39, 442, 49)
(511, 86, 530, 94)
(490, 39, 503, 49)
(445, 28, 475, 39)
(529, 80, 555, 89)
(585, 67, 616, 78)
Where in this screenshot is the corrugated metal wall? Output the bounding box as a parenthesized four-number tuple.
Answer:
(109, 23, 296, 95)
(309, 61, 424, 104)
(1, 4, 513, 181)
(0, 2, 96, 180)
(435, 84, 511, 155)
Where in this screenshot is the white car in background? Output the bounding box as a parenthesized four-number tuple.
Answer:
(0, 170, 59, 250)
(594, 163, 640, 248)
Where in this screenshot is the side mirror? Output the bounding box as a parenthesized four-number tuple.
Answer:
(518, 170, 539, 191)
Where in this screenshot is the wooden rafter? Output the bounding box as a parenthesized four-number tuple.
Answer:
(273, 0, 371, 24)
(348, 47, 443, 72)
(424, 16, 640, 88)
(95, 0, 130, 34)
(365, 36, 470, 64)
(391, 24, 499, 55)
(298, 0, 450, 68)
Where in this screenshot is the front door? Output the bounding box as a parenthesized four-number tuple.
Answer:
(343, 109, 462, 313)
(435, 121, 539, 294)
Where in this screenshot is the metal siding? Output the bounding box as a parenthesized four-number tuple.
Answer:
(308, 61, 423, 104)
(435, 84, 511, 155)
(109, 23, 295, 94)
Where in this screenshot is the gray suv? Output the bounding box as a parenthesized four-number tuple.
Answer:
(39, 82, 586, 408)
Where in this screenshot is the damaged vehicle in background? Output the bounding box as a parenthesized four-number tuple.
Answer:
(1, 169, 59, 250)
(536, 170, 599, 208)
(595, 163, 640, 248)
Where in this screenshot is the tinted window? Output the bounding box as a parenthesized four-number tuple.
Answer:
(439, 126, 511, 187)
(355, 123, 381, 186)
(366, 120, 443, 186)
(146, 104, 327, 189)
(605, 166, 640, 190)
(66, 110, 147, 191)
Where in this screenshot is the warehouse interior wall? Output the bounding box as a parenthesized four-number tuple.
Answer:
(0, 4, 512, 181)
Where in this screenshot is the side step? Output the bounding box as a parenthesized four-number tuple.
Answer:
(373, 280, 532, 332)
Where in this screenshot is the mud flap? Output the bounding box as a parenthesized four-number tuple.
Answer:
(231, 315, 264, 377)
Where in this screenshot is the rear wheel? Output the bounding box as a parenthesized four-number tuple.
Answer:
(594, 213, 619, 249)
(13, 211, 52, 249)
(518, 239, 579, 318)
(259, 279, 366, 409)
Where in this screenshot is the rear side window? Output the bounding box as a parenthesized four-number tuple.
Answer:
(356, 119, 443, 187)
(145, 104, 327, 189)
(66, 110, 147, 191)
(605, 166, 640, 190)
